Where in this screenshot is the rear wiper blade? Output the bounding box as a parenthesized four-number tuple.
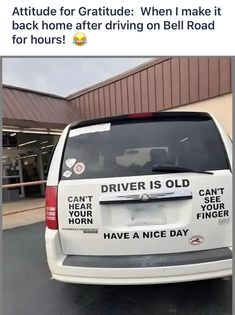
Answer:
(152, 165, 213, 175)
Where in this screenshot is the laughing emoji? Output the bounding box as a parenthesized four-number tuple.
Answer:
(73, 33, 87, 46)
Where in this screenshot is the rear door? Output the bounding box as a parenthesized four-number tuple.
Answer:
(57, 113, 232, 256)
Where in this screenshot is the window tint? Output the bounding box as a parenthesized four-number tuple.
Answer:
(61, 118, 229, 179)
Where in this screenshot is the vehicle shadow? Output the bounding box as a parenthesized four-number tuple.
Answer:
(60, 277, 232, 315)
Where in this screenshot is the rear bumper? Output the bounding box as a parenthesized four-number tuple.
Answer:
(45, 229, 232, 285)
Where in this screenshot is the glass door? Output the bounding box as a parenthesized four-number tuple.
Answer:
(2, 154, 24, 202)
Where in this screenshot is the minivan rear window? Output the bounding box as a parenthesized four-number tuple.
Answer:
(61, 117, 229, 180)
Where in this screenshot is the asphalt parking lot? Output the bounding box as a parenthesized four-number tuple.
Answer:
(3, 223, 232, 315)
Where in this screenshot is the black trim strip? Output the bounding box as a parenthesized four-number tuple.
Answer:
(63, 247, 232, 268)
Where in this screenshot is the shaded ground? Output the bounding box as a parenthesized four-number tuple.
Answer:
(3, 223, 232, 315)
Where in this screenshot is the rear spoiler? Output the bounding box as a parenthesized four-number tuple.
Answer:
(70, 111, 212, 130)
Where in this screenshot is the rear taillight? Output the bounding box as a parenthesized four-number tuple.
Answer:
(45, 186, 58, 229)
(128, 112, 153, 119)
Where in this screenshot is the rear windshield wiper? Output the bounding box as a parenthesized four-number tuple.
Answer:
(152, 165, 213, 175)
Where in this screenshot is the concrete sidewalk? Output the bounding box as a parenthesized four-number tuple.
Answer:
(3, 198, 45, 229)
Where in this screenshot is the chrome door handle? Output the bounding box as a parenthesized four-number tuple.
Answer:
(99, 190, 192, 204)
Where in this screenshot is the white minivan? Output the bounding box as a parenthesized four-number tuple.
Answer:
(45, 112, 232, 285)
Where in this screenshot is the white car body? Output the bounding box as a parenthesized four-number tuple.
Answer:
(45, 112, 232, 285)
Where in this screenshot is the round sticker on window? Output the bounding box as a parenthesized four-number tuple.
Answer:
(65, 158, 76, 168)
(73, 162, 85, 175)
